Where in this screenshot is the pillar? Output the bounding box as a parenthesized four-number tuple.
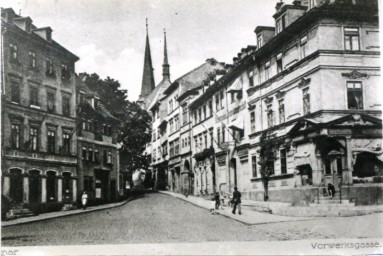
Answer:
(72, 179, 77, 203)
(41, 176, 47, 203)
(57, 177, 63, 202)
(3, 176, 10, 197)
(344, 137, 353, 185)
(23, 176, 29, 203)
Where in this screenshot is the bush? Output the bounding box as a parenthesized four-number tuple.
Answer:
(373, 176, 383, 183)
(1, 195, 11, 220)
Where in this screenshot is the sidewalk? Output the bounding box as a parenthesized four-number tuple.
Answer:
(2, 198, 132, 227)
(159, 191, 312, 225)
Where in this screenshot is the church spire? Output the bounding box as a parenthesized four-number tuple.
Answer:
(162, 28, 170, 81)
(139, 18, 155, 98)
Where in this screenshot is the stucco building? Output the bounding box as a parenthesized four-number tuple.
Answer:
(1, 8, 79, 210)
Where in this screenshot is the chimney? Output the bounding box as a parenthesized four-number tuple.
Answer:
(275, 1, 284, 11)
(293, 0, 302, 5)
(33, 27, 53, 42)
(1, 8, 15, 24)
(14, 16, 33, 32)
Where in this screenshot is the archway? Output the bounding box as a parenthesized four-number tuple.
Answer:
(29, 170, 41, 203)
(354, 152, 383, 178)
(46, 171, 57, 202)
(9, 168, 23, 203)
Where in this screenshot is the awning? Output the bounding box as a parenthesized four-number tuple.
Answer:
(228, 115, 244, 131)
(294, 152, 311, 166)
(226, 77, 242, 93)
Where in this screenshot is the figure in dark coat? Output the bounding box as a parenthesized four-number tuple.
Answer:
(232, 187, 241, 215)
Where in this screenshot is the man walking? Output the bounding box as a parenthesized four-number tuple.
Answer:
(232, 187, 241, 215)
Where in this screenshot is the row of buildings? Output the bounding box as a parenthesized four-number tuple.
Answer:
(140, 0, 382, 205)
(1, 8, 122, 212)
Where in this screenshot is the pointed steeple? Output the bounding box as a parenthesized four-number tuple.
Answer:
(139, 18, 155, 98)
(162, 28, 170, 81)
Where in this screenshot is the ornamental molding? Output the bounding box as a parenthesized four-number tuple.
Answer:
(341, 70, 369, 79)
(298, 77, 311, 88)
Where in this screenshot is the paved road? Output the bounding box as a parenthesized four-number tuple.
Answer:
(2, 193, 383, 246)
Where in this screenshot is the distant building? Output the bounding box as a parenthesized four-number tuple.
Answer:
(1, 8, 79, 208)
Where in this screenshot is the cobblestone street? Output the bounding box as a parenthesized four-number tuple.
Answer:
(2, 193, 383, 246)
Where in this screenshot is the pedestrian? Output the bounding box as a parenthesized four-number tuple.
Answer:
(232, 187, 241, 215)
(327, 183, 336, 199)
(82, 191, 88, 210)
(215, 192, 220, 210)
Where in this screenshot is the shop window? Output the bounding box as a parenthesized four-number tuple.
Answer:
(344, 27, 360, 51)
(347, 81, 363, 109)
(46, 171, 57, 202)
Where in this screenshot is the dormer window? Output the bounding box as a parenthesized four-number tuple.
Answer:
(276, 15, 286, 34)
(257, 34, 263, 48)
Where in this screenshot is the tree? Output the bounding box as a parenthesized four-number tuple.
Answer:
(258, 132, 279, 201)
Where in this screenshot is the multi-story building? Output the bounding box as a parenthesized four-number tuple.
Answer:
(76, 76, 121, 204)
(191, 0, 381, 205)
(1, 8, 79, 208)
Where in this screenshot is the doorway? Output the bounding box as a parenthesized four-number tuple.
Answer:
(29, 170, 40, 203)
(9, 168, 23, 203)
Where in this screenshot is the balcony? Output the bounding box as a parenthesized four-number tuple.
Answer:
(3, 148, 77, 165)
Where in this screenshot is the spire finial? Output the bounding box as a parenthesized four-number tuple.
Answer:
(162, 28, 170, 81)
(146, 18, 148, 34)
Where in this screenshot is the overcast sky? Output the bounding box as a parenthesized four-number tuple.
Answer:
(2, 0, 283, 101)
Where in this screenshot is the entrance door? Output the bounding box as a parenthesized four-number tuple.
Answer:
(324, 157, 342, 189)
(9, 168, 23, 203)
(29, 170, 40, 203)
(298, 164, 313, 186)
(46, 171, 57, 202)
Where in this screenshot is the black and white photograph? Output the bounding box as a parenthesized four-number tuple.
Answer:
(1, 0, 382, 255)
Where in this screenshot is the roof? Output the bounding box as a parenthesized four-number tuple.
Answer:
(146, 78, 172, 111)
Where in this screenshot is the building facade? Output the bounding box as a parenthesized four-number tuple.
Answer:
(76, 77, 121, 204)
(1, 8, 79, 208)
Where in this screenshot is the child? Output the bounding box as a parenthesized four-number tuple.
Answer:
(210, 198, 216, 214)
(215, 192, 221, 210)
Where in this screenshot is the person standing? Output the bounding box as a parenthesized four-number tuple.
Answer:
(81, 191, 88, 210)
(215, 192, 220, 210)
(232, 187, 241, 215)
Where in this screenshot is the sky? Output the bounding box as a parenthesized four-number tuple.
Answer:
(2, 0, 282, 101)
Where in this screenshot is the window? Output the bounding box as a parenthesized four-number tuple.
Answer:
(220, 91, 224, 109)
(252, 155, 257, 177)
(11, 124, 20, 149)
(62, 133, 70, 154)
(46, 58, 54, 76)
(157, 146, 161, 160)
(198, 108, 202, 123)
(9, 43, 18, 60)
(265, 61, 270, 81)
(204, 133, 208, 149)
(221, 126, 225, 143)
(29, 51, 36, 68)
(347, 81, 363, 109)
(276, 15, 286, 34)
(174, 115, 179, 131)
(62, 95, 70, 116)
(344, 27, 360, 51)
(79, 92, 85, 104)
(248, 71, 254, 87)
(30, 86, 39, 106)
(257, 34, 263, 48)
(250, 111, 256, 133)
(169, 141, 174, 157)
(152, 149, 156, 162)
(215, 94, 220, 111)
(84, 176, 94, 191)
(47, 130, 55, 153)
(194, 137, 198, 152)
(89, 148, 93, 161)
(175, 139, 179, 155)
(30, 127, 38, 151)
(302, 88, 310, 115)
(276, 53, 283, 73)
(169, 99, 173, 113)
(208, 100, 213, 117)
(47, 91, 55, 113)
(217, 127, 221, 145)
(300, 35, 308, 58)
(103, 150, 108, 164)
(267, 158, 275, 175)
(61, 64, 70, 80)
(94, 149, 99, 162)
(230, 92, 235, 103)
(209, 129, 214, 148)
(267, 104, 273, 128)
(202, 105, 206, 120)
(182, 107, 188, 125)
(152, 130, 156, 142)
(11, 82, 20, 103)
(82, 147, 87, 160)
(278, 99, 285, 124)
(280, 149, 287, 174)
